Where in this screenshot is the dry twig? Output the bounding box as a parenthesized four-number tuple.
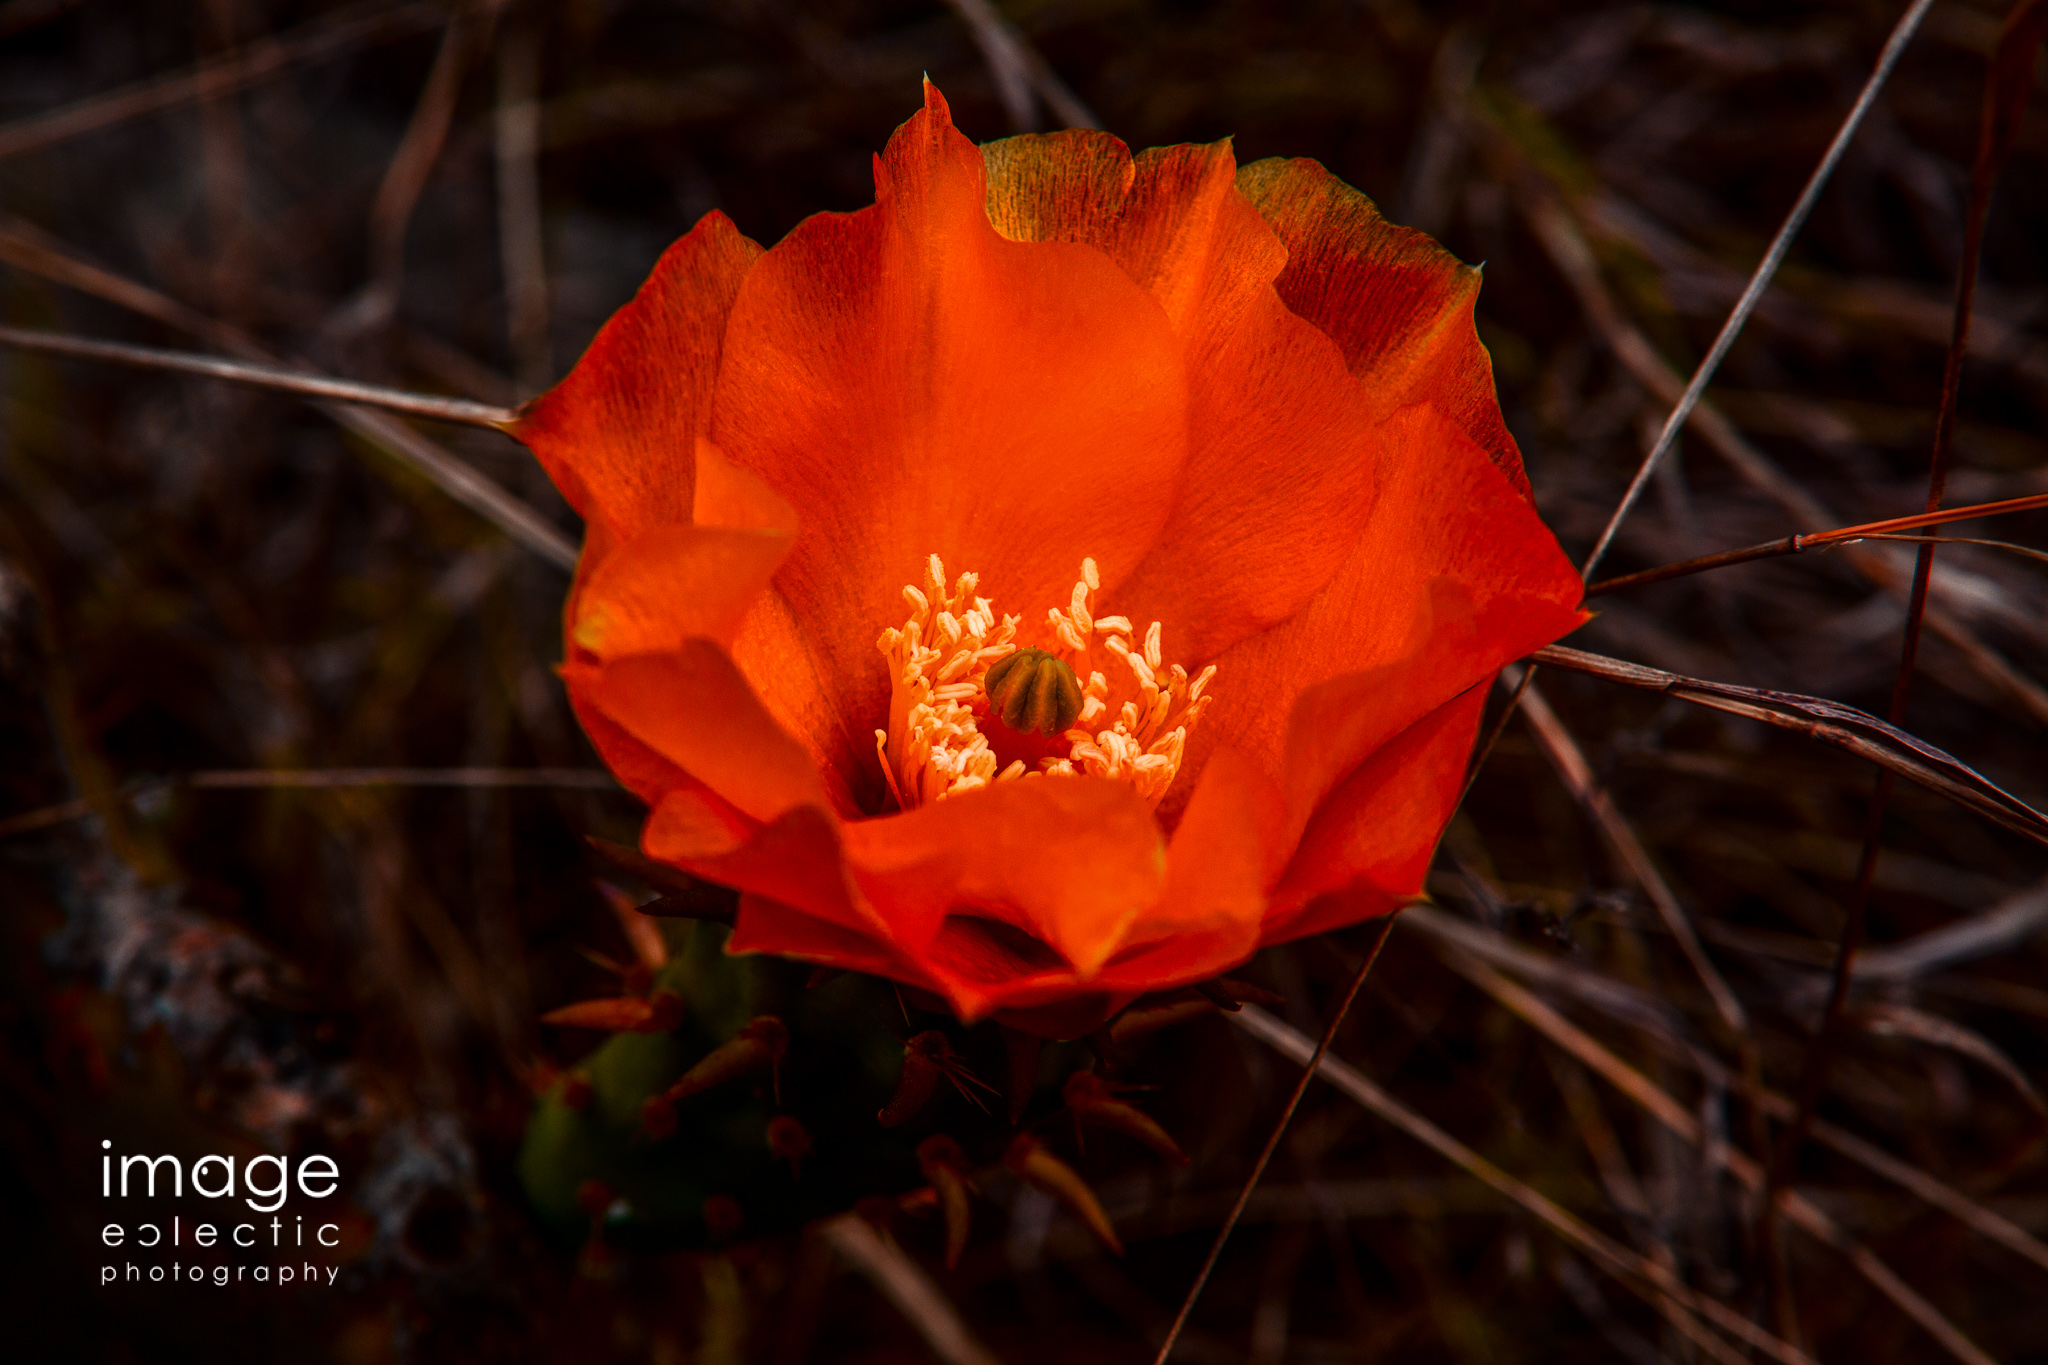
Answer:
(818, 1214, 1002, 1365)
(1231, 1006, 1816, 1365)
(0, 0, 441, 162)
(0, 223, 574, 567)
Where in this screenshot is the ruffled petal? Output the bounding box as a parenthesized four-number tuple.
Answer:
(1091, 925, 1257, 999)
(568, 525, 792, 663)
(984, 132, 1387, 662)
(554, 434, 861, 816)
(1191, 404, 1585, 896)
(839, 758, 1280, 1017)
(562, 687, 697, 811)
(655, 768, 1178, 1020)
(577, 643, 828, 825)
(1097, 744, 1282, 981)
(1266, 684, 1490, 932)
(651, 801, 883, 943)
(840, 776, 1166, 980)
(514, 212, 762, 550)
(709, 84, 1191, 791)
(1236, 156, 1528, 495)
(516, 214, 825, 815)
(728, 896, 911, 977)
(696, 438, 868, 810)
(725, 584, 870, 815)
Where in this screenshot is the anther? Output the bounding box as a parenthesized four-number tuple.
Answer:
(982, 648, 1083, 736)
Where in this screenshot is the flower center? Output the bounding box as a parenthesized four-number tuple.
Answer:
(874, 555, 1216, 811)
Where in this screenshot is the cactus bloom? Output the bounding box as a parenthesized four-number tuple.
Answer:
(516, 84, 1585, 1033)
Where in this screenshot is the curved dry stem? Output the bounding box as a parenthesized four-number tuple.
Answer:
(1517, 177, 2048, 730)
(1578, 0, 1940, 577)
(1585, 491, 2048, 596)
(818, 1215, 1001, 1365)
(1511, 670, 1749, 1033)
(0, 227, 575, 569)
(1151, 915, 1396, 1364)
(0, 0, 441, 163)
(1403, 904, 2048, 1279)
(1440, 951, 1998, 1365)
(1532, 646, 2048, 848)
(0, 324, 519, 428)
(0, 768, 619, 840)
(1231, 1006, 1816, 1365)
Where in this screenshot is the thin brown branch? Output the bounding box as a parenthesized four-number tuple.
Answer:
(1578, 0, 1938, 577)
(1857, 877, 2048, 982)
(185, 767, 614, 790)
(1517, 185, 2048, 730)
(0, 224, 576, 568)
(1761, 2, 2048, 1319)
(1151, 914, 1397, 1364)
(944, 0, 1036, 131)
(365, 3, 498, 308)
(1453, 2, 1941, 1011)
(1868, 533, 2048, 565)
(1513, 672, 1749, 1033)
(941, 0, 1101, 131)
(0, 212, 233, 342)
(1446, 955, 1999, 1365)
(333, 403, 577, 569)
(195, 0, 255, 319)
(1531, 645, 2048, 847)
(0, 768, 618, 840)
(495, 15, 551, 392)
(0, 324, 519, 428)
(818, 1214, 1002, 1365)
(1403, 904, 2048, 1278)
(1585, 491, 2048, 595)
(0, 0, 441, 162)
(1231, 1007, 1814, 1365)
(1460, 667, 1534, 806)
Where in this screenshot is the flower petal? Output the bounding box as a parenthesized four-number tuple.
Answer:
(709, 84, 1191, 791)
(577, 643, 828, 825)
(1236, 156, 1528, 494)
(650, 801, 881, 943)
(568, 524, 792, 662)
(984, 132, 1384, 660)
(980, 129, 1134, 245)
(1097, 744, 1282, 984)
(725, 585, 870, 815)
(695, 437, 868, 808)
(659, 772, 1175, 1022)
(514, 211, 761, 550)
(1266, 685, 1491, 937)
(1190, 404, 1585, 903)
(727, 895, 910, 977)
(978, 146, 1583, 929)
(516, 215, 798, 810)
(840, 776, 1167, 980)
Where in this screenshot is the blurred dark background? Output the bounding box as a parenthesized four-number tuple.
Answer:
(2, 1, 2046, 1361)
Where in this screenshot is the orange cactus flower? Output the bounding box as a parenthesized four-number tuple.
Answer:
(515, 84, 1587, 1035)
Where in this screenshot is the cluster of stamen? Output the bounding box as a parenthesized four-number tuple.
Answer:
(875, 555, 1215, 810)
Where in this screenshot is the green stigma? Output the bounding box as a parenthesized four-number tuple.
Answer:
(982, 648, 1083, 736)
